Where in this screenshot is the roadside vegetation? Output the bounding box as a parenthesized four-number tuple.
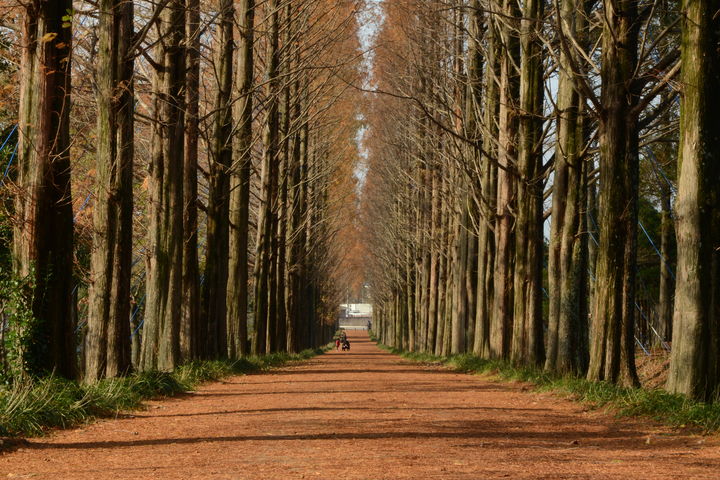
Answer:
(374, 338, 720, 434)
(0, 347, 328, 439)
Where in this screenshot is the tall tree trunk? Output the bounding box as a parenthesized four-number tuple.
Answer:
(253, 0, 280, 355)
(300, 135, 316, 351)
(450, 3, 467, 356)
(511, 0, 544, 366)
(465, 218, 478, 352)
(275, 3, 295, 352)
(442, 231, 454, 356)
(141, 0, 186, 371)
(86, 0, 134, 381)
(451, 206, 468, 355)
(416, 141, 430, 352)
(545, 0, 589, 374)
(657, 182, 674, 342)
(227, 0, 255, 359)
(14, 0, 75, 378)
(202, 0, 234, 358)
(587, 178, 598, 285)
(474, 11, 498, 358)
(284, 76, 305, 353)
(441, 172, 454, 357)
(435, 176, 449, 355)
(666, 0, 720, 401)
(426, 162, 440, 352)
(182, 0, 200, 361)
(587, 0, 641, 386)
(406, 240, 416, 351)
(490, 0, 519, 360)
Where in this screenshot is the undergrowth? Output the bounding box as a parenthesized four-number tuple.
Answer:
(0, 345, 329, 438)
(378, 344, 720, 433)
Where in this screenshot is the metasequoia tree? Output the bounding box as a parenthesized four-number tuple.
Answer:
(140, 0, 186, 371)
(553, 0, 678, 382)
(544, 0, 590, 375)
(666, 0, 720, 401)
(510, 0, 544, 366)
(474, 8, 499, 358)
(13, 0, 75, 377)
(182, 0, 201, 361)
(202, 0, 234, 358)
(244, 0, 360, 353)
(367, 0, 455, 353)
(365, 0, 455, 354)
(367, 0, 683, 384)
(586, 0, 643, 386)
(490, 0, 520, 360)
(449, 0, 471, 356)
(252, 0, 280, 355)
(367, 0, 546, 364)
(281, 1, 303, 353)
(657, 164, 674, 343)
(462, 0, 485, 357)
(85, 0, 134, 381)
(227, 0, 255, 359)
(0, 0, 362, 381)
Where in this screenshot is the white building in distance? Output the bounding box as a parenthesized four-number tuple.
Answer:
(339, 303, 373, 318)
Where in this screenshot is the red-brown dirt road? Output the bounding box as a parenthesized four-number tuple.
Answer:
(2, 331, 720, 479)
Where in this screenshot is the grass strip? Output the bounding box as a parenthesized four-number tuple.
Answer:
(0, 345, 330, 438)
(376, 341, 720, 433)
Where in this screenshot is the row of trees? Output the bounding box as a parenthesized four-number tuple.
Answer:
(0, 0, 363, 382)
(364, 0, 720, 401)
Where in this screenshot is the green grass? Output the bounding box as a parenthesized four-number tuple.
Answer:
(0, 345, 330, 438)
(377, 344, 720, 433)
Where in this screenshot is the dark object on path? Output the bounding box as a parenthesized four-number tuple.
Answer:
(342, 340, 351, 351)
(0, 438, 29, 454)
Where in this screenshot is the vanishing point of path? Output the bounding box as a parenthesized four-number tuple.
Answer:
(3, 332, 720, 479)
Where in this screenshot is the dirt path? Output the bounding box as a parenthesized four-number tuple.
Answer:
(2, 331, 719, 479)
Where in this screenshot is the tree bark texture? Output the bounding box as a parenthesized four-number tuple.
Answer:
(587, 0, 641, 386)
(666, 0, 720, 401)
(14, 0, 75, 378)
(545, 0, 589, 375)
(474, 11, 498, 358)
(202, 0, 234, 358)
(227, 0, 255, 359)
(85, 0, 134, 381)
(511, 0, 544, 366)
(253, 0, 280, 355)
(181, 0, 200, 361)
(140, 0, 186, 371)
(657, 183, 674, 343)
(490, 0, 519, 360)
